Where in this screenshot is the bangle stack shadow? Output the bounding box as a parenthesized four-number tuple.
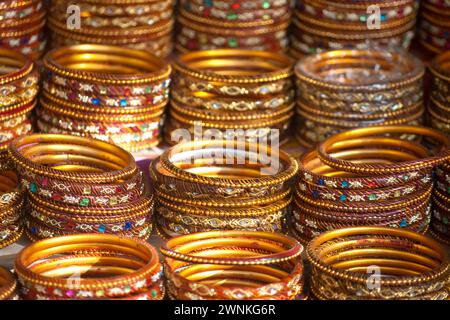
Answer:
(150, 140, 298, 238)
(8, 134, 153, 240)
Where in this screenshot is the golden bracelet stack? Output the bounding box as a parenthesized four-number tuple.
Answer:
(161, 230, 305, 300)
(38, 44, 171, 153)
(15, 234, 164, 300)
(167, 49, 295, 144)
(48, 0, 174, 58)
(418, 0, 450, 54)
(0, 48, 39, 153)
(0, 169, 24, 249)
(428, 50, 450, 138)
(150, 140, 298, 238)
(8, 134, 153, 241)
(0, 0, 46, 60)
(176, 0, 291, 52)
(290, 0, 419, 58)
(290, 125, 450, 244)
(307, 227, 450, 300)
(294, 49, 425, 148)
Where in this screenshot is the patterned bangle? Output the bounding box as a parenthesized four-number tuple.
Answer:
(36, 119, 162, 148)
(298, 0, 417, 24)
(23, 177, 144, 208)
(318, 126, 450, 175)
(26, 218, 153, 241)
(184, 3, 290, 22)
(36, 107, 160, 135)
(298, 175, 432, 203)
(15, 234, 163, 300)
(9, 134, 139, 184)
(27, 191, 153, 216)
(41, 91, 168, 115)
(43, 44, 172, 85)
(156, 201, 287, 234)
(43, 73, 171, 99)
(171, 88, 294, 111)
(19, 166, 143, 197)
(29, 204, 151, 235)
(306, 227, 450, 300)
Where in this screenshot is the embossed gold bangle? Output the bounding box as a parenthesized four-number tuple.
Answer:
(318, 126, 450, 174)
(307, 227, 450, 300)
(15, 234, 164, 300)
(173, 49, 293, 84)
(9, 134, 138, 183)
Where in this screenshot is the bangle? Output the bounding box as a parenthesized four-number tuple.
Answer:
(161, 230, 304, 300)
(152, 140, 296, 236)
(8, 133, 152, 239)
(9, 134, 138, 183)
(0, 170, 24, 249)
(173, 49, 292, 84)
(306, 227, 450, 300)
(39, 45, 170, 152)
(15, 234, 164, 300)
(318, 126, 450, 174)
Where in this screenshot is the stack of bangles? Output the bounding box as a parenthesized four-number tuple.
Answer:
(48, 0, 174, 58)
(0, 0, 46, 60)
(176, 0, 291, 52)
(38, 45, 171, 152)
(150, 140, 298, 238)
(160, 231, 305, 300)
(291, 125, 450, 244)
(0, 166, 24, 249)
(428, 51, 450, 138)
(418, 0, 450, 54)
(290, 0, 418, 58)
(8, 134, 153, 240)
(432, 163, 450, 245)
(0, 48, 39, 152)
(14, 234, 164, 300)
(307, 227, 450, 300)
(294, 49, 425, 148)
(0, 267, 19, 300)
(167, 49, 294, 144)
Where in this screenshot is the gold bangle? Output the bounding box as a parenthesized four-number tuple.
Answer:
(318, 125, 450, 174)
(8, 134, 138, 183)
(43, 44, 171, 85)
